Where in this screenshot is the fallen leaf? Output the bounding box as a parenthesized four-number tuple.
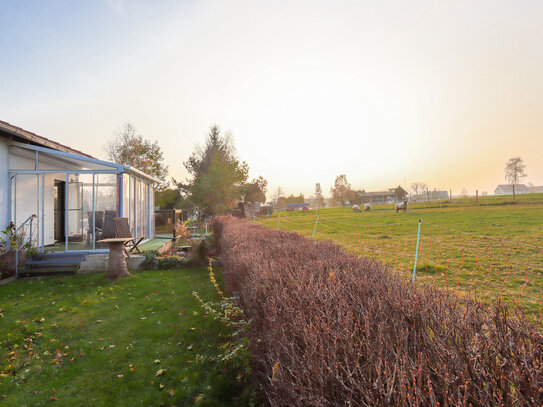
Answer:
(96, 320, 104, 323)
(155, 369, 165, 376)
(153, 359, 160, 364)
(187, 344, 193, 350)
(117, 374, 123, 378)
(50, 396, 58, 401)
(166, 389, 175, 397)
(159, 384, 164, 389)
(272, 361, 280, 381)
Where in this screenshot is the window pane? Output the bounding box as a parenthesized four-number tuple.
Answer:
(95, 174, 118, 247)
(67, 174, 94, 250)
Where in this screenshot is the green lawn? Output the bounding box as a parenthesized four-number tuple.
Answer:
(0, 268, 253, 406)
(256, 194, 543, 321)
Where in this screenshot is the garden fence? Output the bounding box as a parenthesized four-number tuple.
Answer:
(254, 212, 543, 325)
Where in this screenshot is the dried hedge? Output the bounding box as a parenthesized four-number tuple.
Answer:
(213, 217, 543, 407)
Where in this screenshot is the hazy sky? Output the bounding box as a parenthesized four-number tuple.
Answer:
(1, 0, 542, 198)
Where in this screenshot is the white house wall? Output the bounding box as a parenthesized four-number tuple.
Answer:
(0, 138, 9, 231)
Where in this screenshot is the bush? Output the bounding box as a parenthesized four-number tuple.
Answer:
(186, 239, 210, 267)
(142, 250, 187, 270)
(213, 217, 543, 406)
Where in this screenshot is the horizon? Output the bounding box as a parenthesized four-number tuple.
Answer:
(1, 0, 542, 198)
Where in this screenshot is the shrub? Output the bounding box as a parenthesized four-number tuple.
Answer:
(142, 251, 187, 270)
(213, 217, 543, 407)
(186, 239, 209, 267)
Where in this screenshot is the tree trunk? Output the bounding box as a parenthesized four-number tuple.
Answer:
(513, 184, 516, 200)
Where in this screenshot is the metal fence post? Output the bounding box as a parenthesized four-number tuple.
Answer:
(312, 215, 319, 239)
(277, 213, 280, 231)
(412, 219, 422, 283)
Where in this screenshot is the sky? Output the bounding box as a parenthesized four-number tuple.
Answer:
(1, 0, 542, 199)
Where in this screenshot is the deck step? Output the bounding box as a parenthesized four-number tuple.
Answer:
(20, 253, 86, 277)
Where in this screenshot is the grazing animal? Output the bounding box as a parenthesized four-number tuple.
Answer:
(395, 199, 408, 213)
(352, 205, 362, 213)
(364, 203, 371, 212)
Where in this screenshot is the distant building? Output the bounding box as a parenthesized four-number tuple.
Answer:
(529, 185, 543, 193)
(494, 184, 531, 195)
(286, 203, 309, 212)
(355, 186, 408, 204)
(427, 189, 449, 200)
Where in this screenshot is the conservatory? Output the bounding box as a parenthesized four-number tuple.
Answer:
(7, 141, 158, 252)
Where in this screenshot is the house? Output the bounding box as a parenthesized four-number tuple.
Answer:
(529, 185, 543, 193)
(0, 120, 159, 253)
(286, 203, 309, 212)
(427, 189, 449, 200)
(494, 184, 531, 195)
(355, 186, 408, 204)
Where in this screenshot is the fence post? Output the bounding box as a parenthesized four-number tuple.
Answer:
(412, 219, 422, 283)
(312, 215, 319, 239)
(277, 213, 280, 231)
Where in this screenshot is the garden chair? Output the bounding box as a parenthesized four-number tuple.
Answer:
(113, 217, 144, 256)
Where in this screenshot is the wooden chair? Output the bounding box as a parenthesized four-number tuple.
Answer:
(113, 218, 144, 256)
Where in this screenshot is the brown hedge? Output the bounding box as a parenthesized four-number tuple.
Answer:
(213, 217, 543, 407)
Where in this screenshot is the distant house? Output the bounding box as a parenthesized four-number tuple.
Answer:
(428, 189, 449, 200)
(355, 186, 408, 204)
(529, 185, 543, 193)
(286, 203, 309, 212)
(494, 184, 531, 195)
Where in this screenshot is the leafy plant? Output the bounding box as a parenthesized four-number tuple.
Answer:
(192, 258, 253, 397)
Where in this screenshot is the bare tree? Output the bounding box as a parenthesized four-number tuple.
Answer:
(505, 157, 527, 199)
(330, 175, 354, 207)
(273, 186, 285, 205)
(104, 123, 169, 190)
(410, 182, 427, 202)
(314, 183, 324, 208)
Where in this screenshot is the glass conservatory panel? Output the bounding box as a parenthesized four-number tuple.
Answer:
(130, 176, 136, 236)
(123, 173, 130, 219)
(13, 174, 40, 247)
(67, 174, 93, 250)
(95, 174, 118, 247)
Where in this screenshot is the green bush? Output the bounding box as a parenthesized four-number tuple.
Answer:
(142, 251, 188, 270)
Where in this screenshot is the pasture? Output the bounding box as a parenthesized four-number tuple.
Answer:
(256, 194, 543, 322)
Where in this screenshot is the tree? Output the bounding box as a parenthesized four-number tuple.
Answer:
(286, 194, 305, 205)
(243, 176, 268, 203)
(314, 183, 324, 208)
(330, 175, 354, 206)
(155, 188, 192, 210)
(181, 125, 249, 217)
(272, 186, 285, 205)
(104, 123, 169, 189)
(410, 182, 428, 202)
(505, 157, 527, 199)
(276, 196, 287, 209)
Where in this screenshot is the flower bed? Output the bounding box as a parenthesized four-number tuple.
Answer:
(213, 216, 543, 406)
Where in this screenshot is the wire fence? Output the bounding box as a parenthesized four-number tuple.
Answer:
(253, 212, 543, 326)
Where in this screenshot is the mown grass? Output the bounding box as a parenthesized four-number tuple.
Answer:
(256, 193, 543, 321)
(0, 268, 253, 406)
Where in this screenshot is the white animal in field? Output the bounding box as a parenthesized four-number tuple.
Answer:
(352, 205, 362, 213)
(395, 199, 408, 213)
(364, 203, 371, 212)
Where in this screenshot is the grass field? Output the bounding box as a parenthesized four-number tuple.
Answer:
(256, 193, 543, 322)
(0, 268, 253, 406)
